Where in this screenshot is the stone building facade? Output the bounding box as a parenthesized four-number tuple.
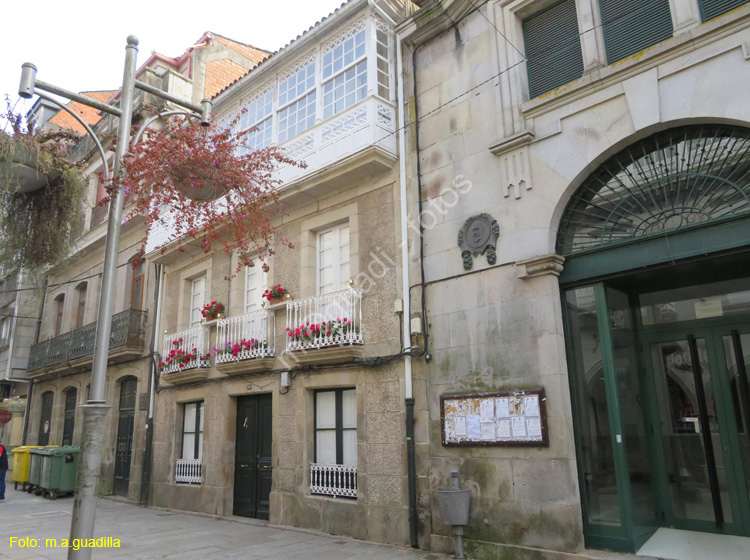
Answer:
(397, 0, 750, 558)
(22, 33, 268, 501)
(146, 0, 417, 544)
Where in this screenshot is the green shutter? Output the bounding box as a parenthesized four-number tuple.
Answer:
(600, 0, 673, 64)
(523, 0, 584, 99)
(699, 0, 750, 21)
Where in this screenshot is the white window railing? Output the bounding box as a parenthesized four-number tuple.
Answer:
(310, 463, 357, 498)
(215, 309, 275, 363)
(175, 458, 202, 484)
(161, 326, 206, 374)
(286, 288, 363, 351)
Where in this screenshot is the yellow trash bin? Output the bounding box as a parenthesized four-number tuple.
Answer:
(11, 446, 43, 490)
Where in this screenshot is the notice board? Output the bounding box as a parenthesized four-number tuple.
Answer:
(440, 389, 548, 447)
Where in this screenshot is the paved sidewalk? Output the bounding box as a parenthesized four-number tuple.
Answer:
(0, 489, 450, 560)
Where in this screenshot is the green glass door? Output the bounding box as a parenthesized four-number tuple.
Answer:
(642, 324, 750, 535)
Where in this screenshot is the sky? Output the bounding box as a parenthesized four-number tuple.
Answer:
(1, 0, 349, 124)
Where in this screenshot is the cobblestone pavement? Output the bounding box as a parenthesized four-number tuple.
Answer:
(0, 489, 450, 560)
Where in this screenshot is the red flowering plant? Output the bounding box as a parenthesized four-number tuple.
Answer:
(105, 110, 304, 277)
(201, 301, 225, 320)
(212, 338, 268, 359)
(158, 338, 210, 372)
(262, 284, 289, 302)
(286, 318, 356, 344)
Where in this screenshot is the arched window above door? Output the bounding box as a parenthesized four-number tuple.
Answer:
(557, 125, 750, 257)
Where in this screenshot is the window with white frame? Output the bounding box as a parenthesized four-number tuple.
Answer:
(315, 389, 357, 466)
(375, 28, 390, 100)
(0, 316, 10, 345)
(244, 265, 267, 313)
(239, 89, 274, 152)
(189, 277, 206, 327)
(75, 282, 87, 329)
(278, 61, 317, 143)
(317, 223, 350, 295)
(182, 401, 204, 460)
(322, 27, 367, 119)
(54, 294, 65, 337)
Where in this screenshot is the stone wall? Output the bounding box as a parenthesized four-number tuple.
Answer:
(150, 169, 412, 543)
(405, 1, 750, 557)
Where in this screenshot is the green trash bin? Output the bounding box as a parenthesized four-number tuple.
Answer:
(38, 446, 80, 500)
(27, 447, 49, 494)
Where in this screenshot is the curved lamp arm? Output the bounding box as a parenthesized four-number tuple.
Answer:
(131, 110, 206, 148)
(34, 91, 110, 181)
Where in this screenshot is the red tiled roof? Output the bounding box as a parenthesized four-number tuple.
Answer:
(47, 90, 117, 134)
(213, 34, 270, 65)
(205, 59, 256, 99)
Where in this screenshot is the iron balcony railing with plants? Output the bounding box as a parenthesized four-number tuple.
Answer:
(310, 463, 357, 498)
(27, 309, 148, 372)
(215, 309, 275, 364)
(161, 326, 207, 374)
(175, 458, 202, 484)
(285, 288, 363, 352)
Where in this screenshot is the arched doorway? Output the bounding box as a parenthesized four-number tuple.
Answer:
(559, 125, 750, 552)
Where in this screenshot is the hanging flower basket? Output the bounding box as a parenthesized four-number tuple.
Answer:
(0, 107, 87, 271)
(169, 161, 230, 202)
(1, 143, 60, 193)
(110, 111, 306, 277)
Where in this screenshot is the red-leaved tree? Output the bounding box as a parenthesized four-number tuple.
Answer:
(105, 113, 303, 276)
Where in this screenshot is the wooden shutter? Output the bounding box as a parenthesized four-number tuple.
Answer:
(699, 0, 749, 21)
(600, 0, 673, 64)
(523, 0, 584, 99)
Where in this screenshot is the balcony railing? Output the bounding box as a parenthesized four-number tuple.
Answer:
(286, 288, 363, 352)
(175, 458, 202, 484)
(28, 309, 148, 372)
(161, 325, 206, 374)
(310, 463, 357, 498)
(215, 309, 274, 364)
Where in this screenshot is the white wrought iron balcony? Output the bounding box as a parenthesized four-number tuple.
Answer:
(161, 326, 207, 375)
(175, 458, 202, 484)
(215, 309, 275, 364)
(286, 288, 363, 352)
(310, 463, 357, 498)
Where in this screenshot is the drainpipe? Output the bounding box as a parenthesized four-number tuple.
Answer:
(140, 262, 163, 506)
(369, 0, 418, 548)
(3, 270, 21, 382)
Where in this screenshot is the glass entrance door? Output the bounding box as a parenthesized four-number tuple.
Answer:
(643, 325, 750, 535)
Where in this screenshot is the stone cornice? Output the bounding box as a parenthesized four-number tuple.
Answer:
(515, 254, 565, 279)
(489, 130, 535, 157)
(397, 0, 478, 46)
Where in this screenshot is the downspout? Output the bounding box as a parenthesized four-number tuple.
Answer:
(3, 270, 22, 381)
(369, 0, 418, 548)
(23, 274, 46, 445)
(140, 262, 163, 506)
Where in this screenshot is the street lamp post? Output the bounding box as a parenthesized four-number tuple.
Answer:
(18, 36, 211, 560)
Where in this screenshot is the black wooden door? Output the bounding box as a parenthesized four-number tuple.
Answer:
(113, 377, 137, 496)
(62, 389, 77, 446)
(234, 394, 272, 519)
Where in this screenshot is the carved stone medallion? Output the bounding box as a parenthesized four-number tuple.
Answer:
(457, 213, 499, 270)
